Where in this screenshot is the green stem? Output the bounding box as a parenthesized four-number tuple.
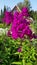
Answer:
(22, 58, 25, 65)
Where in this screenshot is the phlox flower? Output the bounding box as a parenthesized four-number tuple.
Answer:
(2, 11, 13, 25)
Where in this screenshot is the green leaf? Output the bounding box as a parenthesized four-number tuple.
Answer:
(26, 62, 32, 65)
(11, 62, 21, 65)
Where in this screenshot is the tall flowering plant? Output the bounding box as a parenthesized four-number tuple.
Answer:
(2, 6, 37, 65)
(2, 7, 37, 40)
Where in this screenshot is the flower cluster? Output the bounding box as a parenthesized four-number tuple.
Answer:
(10, 18, 32, 39)
(22, 7, 30, 17)
(2, 7, 37, 40)
(3, 11, 13, 25)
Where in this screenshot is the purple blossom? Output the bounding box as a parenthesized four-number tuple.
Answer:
(10, 17, 33, 39)
(22, 7, 30, 17)
(2, 11, 13, 25)
(22, 7, 28, 13)
(17, 47, 22, 52)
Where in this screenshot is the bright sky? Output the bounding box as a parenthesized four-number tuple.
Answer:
(0, 0, 37, 11)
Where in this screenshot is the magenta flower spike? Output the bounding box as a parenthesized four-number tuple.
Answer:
(2, 11, 13, 25)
